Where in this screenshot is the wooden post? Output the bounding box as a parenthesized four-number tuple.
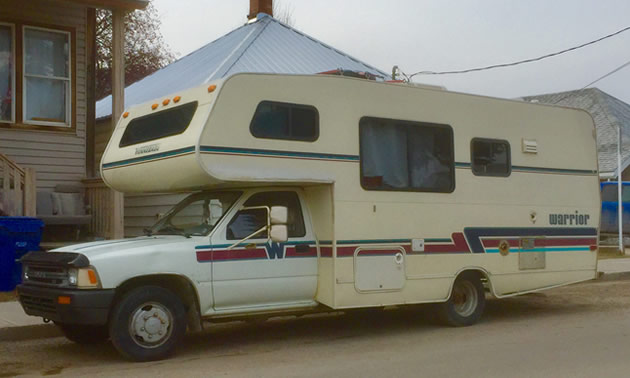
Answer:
(23, 168, 36, 217)
(111, 8, 126, 239)
(85, 7, 97, 178)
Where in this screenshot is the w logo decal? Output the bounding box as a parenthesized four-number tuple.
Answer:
(266, 242, 285, 259)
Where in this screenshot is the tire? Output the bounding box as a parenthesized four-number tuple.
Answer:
(109, 286, 187, 362)
(438, 273, 485, 327)
(59, 324, 109, 344)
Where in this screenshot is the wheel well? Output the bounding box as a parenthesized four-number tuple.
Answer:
(112, 274, 202, 332)
(455, 269, 492, 294)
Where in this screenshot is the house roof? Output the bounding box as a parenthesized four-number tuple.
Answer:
(96, 13, 388, 119)
(521, 88, 630, 178)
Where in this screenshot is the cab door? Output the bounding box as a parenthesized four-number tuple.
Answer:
(210, 190, 318, 312)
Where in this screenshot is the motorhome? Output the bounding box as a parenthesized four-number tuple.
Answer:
(18, 73, 600, 361)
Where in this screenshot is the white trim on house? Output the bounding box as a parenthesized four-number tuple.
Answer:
(0, 22, 16, 124)
(21, 25, 72, 128)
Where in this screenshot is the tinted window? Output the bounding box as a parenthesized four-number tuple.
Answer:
(119, 101, 198, 147)
(250, 101, 319, 141)
(471, 138, 511, 177)
(602, 185, 617, 202)
(227, 191, 306, 240)
(360, 117, 454, 192)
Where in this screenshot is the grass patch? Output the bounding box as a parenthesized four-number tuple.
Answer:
(0, 291, 17, 302)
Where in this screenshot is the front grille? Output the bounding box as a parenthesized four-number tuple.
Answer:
(24, 264, 69, 287)
(20, 294, 56, 315)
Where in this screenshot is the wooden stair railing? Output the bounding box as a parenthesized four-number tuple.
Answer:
(0, 152, 36, 217)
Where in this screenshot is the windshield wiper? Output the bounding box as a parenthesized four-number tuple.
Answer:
(143, 228, 153, 236)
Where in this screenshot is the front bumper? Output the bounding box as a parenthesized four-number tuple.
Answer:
(17, 284, 115, 325)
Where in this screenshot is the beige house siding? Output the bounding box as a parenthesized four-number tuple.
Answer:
(0, 0, 87, 190)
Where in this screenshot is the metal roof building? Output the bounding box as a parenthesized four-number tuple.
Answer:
(522, 88, 630, 180)
(96, 13, 388, 119)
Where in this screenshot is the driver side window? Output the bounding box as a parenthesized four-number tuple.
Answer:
(226, 191, 306, 240)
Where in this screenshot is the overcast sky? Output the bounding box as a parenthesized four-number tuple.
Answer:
(151, 0, 630, 103)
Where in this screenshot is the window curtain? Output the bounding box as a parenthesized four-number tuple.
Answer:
(361, 120, 409, 188)
(24, 28, 69, 124)
(0, 26, 12, 122)
(408, 128, 451, 189)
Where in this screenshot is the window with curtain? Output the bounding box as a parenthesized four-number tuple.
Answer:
(23, 27, 70, 126)
(360, 117, 454, 192)
(0, 24, 13, 123)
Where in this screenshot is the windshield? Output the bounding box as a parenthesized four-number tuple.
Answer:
(148, 191, 242, 237)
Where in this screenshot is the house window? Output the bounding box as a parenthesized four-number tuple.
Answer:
(0, 23, 14, 123)
(471, 138, 511, 177)
(0, 21, 74, 130)
(23, 26, 71, 126)
(250, 101, 319, 142)
(360, 117, 455, 192)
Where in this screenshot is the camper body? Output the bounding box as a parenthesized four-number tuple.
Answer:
(18, 73, 600, 361)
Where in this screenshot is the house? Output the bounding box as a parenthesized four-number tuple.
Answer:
(521, 88, 630, 181)
(94, 0, 389, 237)
(0, 0, 148, 239)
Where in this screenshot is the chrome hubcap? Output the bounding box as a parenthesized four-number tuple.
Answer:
(452, 280, 478, 317)
(129, 302, 173, 348)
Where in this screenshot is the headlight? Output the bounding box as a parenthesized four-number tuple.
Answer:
(68, 267, 101, 289)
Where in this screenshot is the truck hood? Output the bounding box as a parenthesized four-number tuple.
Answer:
(50, 236, 201, 262)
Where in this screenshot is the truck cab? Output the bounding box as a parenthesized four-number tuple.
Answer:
(19, 187, 318, 361)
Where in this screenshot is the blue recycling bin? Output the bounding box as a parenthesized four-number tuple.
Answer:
(0, 217, 44, 291)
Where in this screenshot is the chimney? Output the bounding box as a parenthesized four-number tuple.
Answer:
(248, 0, 273, 20)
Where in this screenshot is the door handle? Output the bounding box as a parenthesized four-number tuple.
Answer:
(295, 244, 310, 253)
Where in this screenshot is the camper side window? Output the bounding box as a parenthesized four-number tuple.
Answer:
(226, 191, 306, 240)
(471, 138, 511, 177)
(360, 117, 454, 192)
(119, 101, 198, 147)
(250, 101, 319, 142)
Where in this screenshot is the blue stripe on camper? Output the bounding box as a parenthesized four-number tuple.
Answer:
(200, 145, 360, 162)
(102, 144, 597, 176)
(464, 227, 598, 254)
(102, 146, 196, 169)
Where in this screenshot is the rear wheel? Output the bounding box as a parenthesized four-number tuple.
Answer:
(109, 286, 187, 361)
(438, 273, 485, 326)
(59, 324, 109, 344)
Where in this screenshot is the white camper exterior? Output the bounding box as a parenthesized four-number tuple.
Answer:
(19, 73, 600, 361)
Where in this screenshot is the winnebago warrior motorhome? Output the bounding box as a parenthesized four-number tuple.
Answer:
(18, 73, 600, 361)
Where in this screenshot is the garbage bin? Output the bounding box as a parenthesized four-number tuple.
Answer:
(0, 217, 44, 291)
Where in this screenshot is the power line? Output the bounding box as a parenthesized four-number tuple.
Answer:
(550, 57, 630, 105)
(407, 25, 630, 78)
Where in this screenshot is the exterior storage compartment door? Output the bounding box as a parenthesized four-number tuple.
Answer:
(354, 246, 406, 292)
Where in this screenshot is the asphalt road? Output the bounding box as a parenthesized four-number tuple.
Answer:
(2, 279, 630, 377)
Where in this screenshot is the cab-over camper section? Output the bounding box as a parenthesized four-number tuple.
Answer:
(102, 73, 599, 310)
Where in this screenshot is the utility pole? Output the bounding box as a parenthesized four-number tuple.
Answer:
(617, 123, 624, 255)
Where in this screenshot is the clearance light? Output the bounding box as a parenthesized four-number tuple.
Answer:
(173, 96, 181, 103)
(163, 99, 171, 106)
(208, 85, 217, 93)
(151, 103, 159, 110)
(58, 296, 71, 305)
(123, 112, 130, 118)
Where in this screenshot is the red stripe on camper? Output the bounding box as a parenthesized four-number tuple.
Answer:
(423, 233, 471, 253)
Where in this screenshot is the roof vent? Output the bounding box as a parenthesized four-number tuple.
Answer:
(522, 138, 538, 154)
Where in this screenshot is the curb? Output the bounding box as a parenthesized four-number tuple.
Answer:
(0, 324, 61, 342)
(597, 271, 630, 282)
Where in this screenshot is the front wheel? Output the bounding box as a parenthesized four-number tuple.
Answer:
(109, 286, 187, 361)
(438, 273, 485, 326)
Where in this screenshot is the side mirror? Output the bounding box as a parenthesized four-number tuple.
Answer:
(270, 225, 288, 243)
(270, 206, 288, 225)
